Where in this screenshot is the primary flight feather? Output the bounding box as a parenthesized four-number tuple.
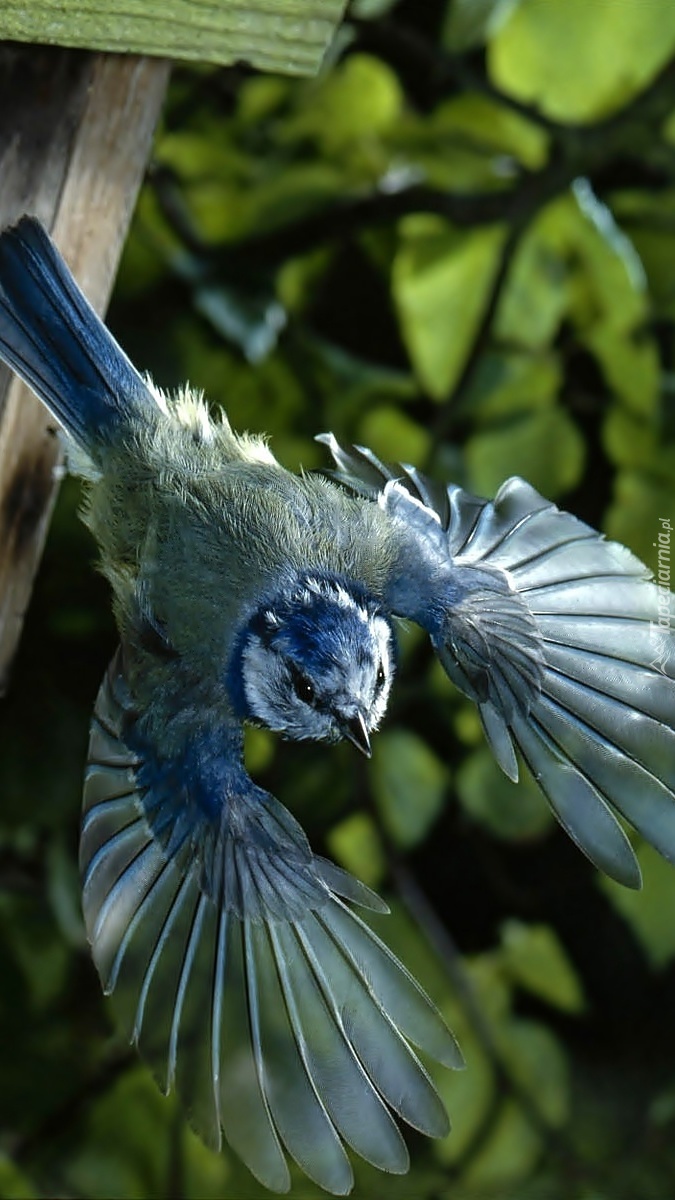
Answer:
(0, 216, 673, 1193)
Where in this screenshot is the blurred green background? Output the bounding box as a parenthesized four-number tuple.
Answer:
(2, 1, 675, 1197)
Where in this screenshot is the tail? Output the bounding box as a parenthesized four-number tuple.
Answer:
(0, 216, 157, 453)
(81, 655, 463, 1194)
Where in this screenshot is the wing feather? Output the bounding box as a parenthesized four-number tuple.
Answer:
(81, 654, 460, 1193)
(247, 921, 355, 1194)
(320, 435, 675, 888)
(269, 920, 409, 1174)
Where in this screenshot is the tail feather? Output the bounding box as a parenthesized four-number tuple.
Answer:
(0, 216, 156, 451)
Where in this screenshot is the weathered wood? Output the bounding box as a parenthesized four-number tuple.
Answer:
(0, 1, 347, 74)
(0, 48, 170, 693)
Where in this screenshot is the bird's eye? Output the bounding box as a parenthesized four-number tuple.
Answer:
(288, 663, 315, 706)
(375, 663, 386, 691)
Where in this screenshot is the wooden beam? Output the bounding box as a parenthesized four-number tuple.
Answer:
(0, 47, 170, 693)
(0, 1, 348, 74)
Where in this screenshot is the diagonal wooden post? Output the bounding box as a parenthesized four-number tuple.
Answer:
(0, 47, 170, 693)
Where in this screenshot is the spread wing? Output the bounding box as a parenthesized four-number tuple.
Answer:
(319, 435, 675, 890)
(80, 650, 462, 1195)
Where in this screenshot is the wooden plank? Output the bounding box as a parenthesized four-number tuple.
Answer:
(0, 48, 170, 693)
(0, 1, 347, 74)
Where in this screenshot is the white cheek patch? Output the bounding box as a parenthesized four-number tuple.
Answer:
(241, 634, 287, 731)
(372, 616, 393, 668)
(369, 616, 395, 729)
(241, 635, 336, 742)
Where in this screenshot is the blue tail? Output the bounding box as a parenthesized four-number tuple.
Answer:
(0, 216, 157, 452)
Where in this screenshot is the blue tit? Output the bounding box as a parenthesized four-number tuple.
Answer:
(0, 215, 674, 1193)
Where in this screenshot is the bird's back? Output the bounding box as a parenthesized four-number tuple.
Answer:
(84, 390, 397, 673)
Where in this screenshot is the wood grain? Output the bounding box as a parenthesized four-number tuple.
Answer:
(0, 48, 170, 692)
(0, 1, 347, 74)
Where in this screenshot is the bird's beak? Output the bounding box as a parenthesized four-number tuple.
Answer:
(340, 711, 372, 758)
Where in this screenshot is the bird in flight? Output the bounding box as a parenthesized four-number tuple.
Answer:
(0, 216, 673, 1194)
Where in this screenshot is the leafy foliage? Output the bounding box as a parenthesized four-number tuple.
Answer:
(2, 2, 675, 1198)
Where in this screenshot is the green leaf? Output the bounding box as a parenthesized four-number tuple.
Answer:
(467, 952, 515, 1027)
(599, 842, 675, 970)
(614, 189, 675, 320)
(489, 0, 675, 122)
(156, 139, 343, 241)
(462, 1018, 569, 1188)
(429, 92, 549, 172)
(276, 248, 334, 314)
(602, 408, 657, 473)
(572, 177, 647, 302)
(236, 75, 292, 125)
(357, 405, 431, 464)
(456, 746, 554, 841)
(296, 337, 417, 429)
(0, 1153, 40, 1200)
(459, 350, 562, 422)
(495, 218, 569, 349)
(393, 217, 506, 399)
(432, 1023, 496, 1165)
(393, 110, 512, 192)
(243, 727, 276, 774)
(371, 729, 449, 849)
(604, 470, 675, 573)
(602, 409, 675, 483)
(65, 1068, 183, 1198)
(326, 812, 386, 888)
(451, 697, 485, 745)
(464, 1098, 542, 1188)
(46, 838, 86, 949)
(465, 405, 586, 498)
(350, 0, 399, 15)
(497, 1019, 571, 1128)
(583, 326, 659, 417)
(224, 162, 346, 241)
(285, 54, 404, 152)
(531, 191, 647, 337)
(500, 920, 586, 1013)
(0, 894, 70, 1014)
(156, 130, 251, 187)
(443, 0, 521, 53)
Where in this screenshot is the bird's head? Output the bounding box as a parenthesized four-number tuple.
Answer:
(230, 573, 395, 754)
